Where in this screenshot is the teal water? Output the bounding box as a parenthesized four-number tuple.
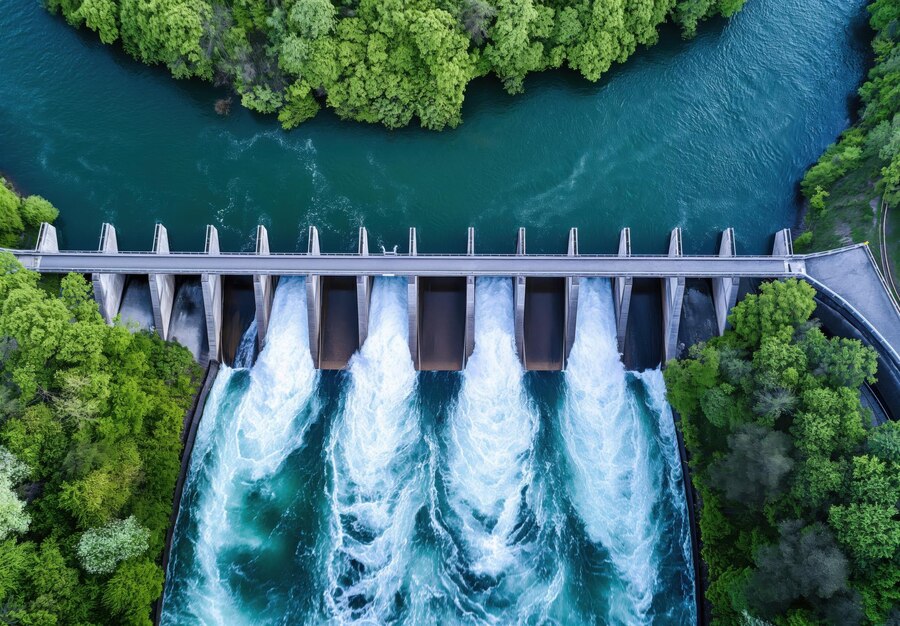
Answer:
(163, 277, 695, 624)
(0, 0, 868, 254)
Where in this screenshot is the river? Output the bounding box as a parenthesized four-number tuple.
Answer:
(0, 0, 869, 254)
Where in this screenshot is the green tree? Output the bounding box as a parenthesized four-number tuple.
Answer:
(18, 196, 60, 229)
(829, 504, 900, 565)
(102, 559, 164, 626)
(868, 420, 900, 463)
(0, 184, 24, 247)
(709, 424, 794, 507)
(77, 516, 151, 575)
(728, 279, 817, 348)
(74, 0, 120, 44)
(745, 521, 856, 622)
(0, 446, 30, 541)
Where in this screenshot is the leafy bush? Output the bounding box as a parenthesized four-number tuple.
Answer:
(77, 516, 151, 574)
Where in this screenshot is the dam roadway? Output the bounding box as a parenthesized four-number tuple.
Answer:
(12, 250, 797, 278)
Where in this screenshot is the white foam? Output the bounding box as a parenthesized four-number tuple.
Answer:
(325, 277, 424, 623)
(561, 278, 662, 625)
(443, 277, 540, 578)
(172, 276, 318, 625)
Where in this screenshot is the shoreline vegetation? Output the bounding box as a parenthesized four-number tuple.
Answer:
(798, 0, 899, 294)
(1, 177, 59, 249)
(0, 251, 202, 625)
(46, 0, 745, 130)
(665, 279, 900, 626)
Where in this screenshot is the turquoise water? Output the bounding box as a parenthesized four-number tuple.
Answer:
(162, 277, 695, 624)
(0, 0, 868, 254)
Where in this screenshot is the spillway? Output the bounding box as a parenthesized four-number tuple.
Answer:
(560, 278, 695, 625)
(162, 277, 319, 624)
(324, 277, 425, 622)
(434, 276, 565, 623)
(162, 277, 696, 625)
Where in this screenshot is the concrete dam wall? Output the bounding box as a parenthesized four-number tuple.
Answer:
(16, 222, 900, 385)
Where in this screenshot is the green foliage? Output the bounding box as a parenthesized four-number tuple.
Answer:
(0, 183, 24, 248)
(46, 0, 748, 129)
(744, 521, 854, 622)
(665, 278, 895, 624)
(727, 279, 817, 349)
(19, 196, 60, 229)
(0, 181, 58, 250)
(708, 424, 794, 507)
(75, 0, 120, 44)
(0, 254, 201, 624)
(0, 446, 30, 541)
(77, 516, 151, 575)
(798, 0, 900, 252)
(102, 559, 163, 626)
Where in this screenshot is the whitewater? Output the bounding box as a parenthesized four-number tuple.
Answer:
(162, 276, 695, 625)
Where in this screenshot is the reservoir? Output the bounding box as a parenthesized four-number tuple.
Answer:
(0, 0, 869, 255)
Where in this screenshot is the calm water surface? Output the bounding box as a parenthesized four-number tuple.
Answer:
(0, 0, 869, 254)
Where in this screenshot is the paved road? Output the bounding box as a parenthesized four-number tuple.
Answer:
(8, 251, 798, 278)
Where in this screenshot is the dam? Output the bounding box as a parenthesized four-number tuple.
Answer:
(11, 221, 900, 380)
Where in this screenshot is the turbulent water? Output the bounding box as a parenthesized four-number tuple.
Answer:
(163, 277, 695, 625)
(560, 280, 694, 625)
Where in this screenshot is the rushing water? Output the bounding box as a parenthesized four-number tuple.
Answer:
(0, 0, 868, 253)
(163, 277, 695, 624)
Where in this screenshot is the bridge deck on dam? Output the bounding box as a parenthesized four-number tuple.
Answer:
(7, 227, 900, 375)
(13, 251, 797, 278)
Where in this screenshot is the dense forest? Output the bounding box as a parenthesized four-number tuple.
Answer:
(0, 254, 201, 625)
(665, 279, 900, 626)
(0, 178, 58, 248)
(797, 0, 899, 268)
(47, 0, 744, 129)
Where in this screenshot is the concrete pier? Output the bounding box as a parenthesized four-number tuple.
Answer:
(407, 228, 419, 367)
(149, 224, 175, 340)
(35, 222, 58, 252)
(565, 228, 579, 363)
(306, 227, 361, 370)
(712, 228, 739, 335)
(773, 228, 793, 256)
(200, 225, 223, 363)
(662, 228, 686, 363)
(306, 226, 322, 367)
(614, 228, 633, 352)
(514, 228, 527, 364)
(92, 223, 126, 324)
(356, 227, 372, 347)
(465, 227, 476, 365)
(252, 225, 275, 349)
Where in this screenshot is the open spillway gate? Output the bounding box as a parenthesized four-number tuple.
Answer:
(14, 222, 900, 374)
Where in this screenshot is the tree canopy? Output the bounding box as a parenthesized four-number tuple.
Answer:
(0, 253, 201, 625)
(665, 278, 899, 625)
(0, 179, 58, 248)
(46, 0, 747, 129)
